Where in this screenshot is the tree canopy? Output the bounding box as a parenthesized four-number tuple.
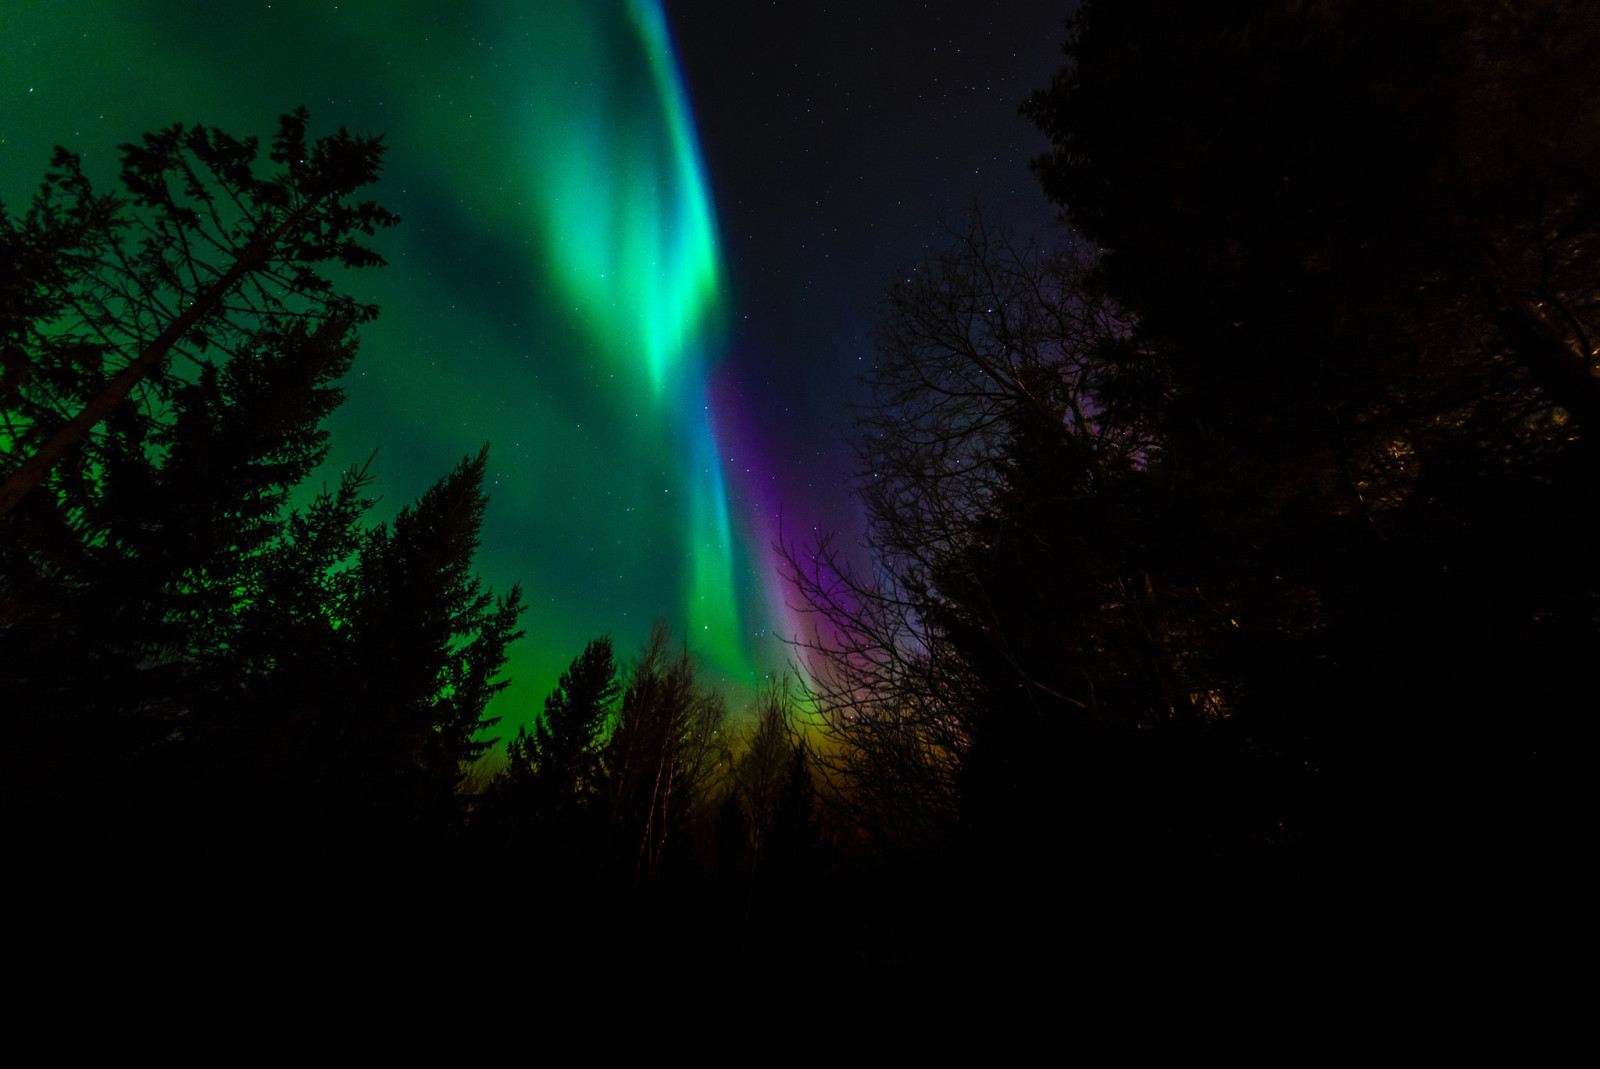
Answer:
(7, 11, 1585, 979)
(776, 1, 1591, 928)
(1021, 0, 1591, 883)
(1, 107, 398, 519)
(1, 111, 520, 867)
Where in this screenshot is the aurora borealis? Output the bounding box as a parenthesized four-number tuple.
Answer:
(3, 0, 1071, 738)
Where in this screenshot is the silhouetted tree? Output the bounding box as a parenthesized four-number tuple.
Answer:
(600, 621, 728, 894)
(766, 742, 819, 875)
(731, 687, 798, 862)
(1023, 0, 1595, 884)
(495, 635, 619, 833)
(0, 108, 396, 518)
(1025, 0, 1600, 477)
(1, 111, 393, 770)
(783, 212, 1226, 857)
(0, 113, 523, 867)
(327, 446, 524, 825)
(706, 687, 822, 967)
(3, 319, 356, 780)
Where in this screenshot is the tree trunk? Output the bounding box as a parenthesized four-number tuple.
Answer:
(0, 200, 318, 519)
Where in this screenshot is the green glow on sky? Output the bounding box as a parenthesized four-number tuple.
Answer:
(2, 0, 775, 738)
(512, 0, 744, 671)
(524, 0, 722, 399)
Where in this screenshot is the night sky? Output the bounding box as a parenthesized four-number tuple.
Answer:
(3, 0, 1074, 736)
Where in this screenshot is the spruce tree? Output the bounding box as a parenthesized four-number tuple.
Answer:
(333, 446, 525, 822)
(0, 109, 397, 518)
(500, 636, 620, 826)
(1, 109, 394, 745)
(0, 112, 524, 865)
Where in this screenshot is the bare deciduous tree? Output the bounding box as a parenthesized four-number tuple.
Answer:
(602, 620, 729, 892)
(782, 209, 1152, 849)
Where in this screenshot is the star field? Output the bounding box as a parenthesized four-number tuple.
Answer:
(1, 0, 1073, 735)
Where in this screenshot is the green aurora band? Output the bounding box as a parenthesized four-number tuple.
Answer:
(3, 0, 796, 736)
(521, 0, 745, 673)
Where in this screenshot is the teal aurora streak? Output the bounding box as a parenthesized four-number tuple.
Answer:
(3, 0, 805, 737)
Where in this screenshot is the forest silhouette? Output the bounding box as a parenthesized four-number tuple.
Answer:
(2, 1, 1584, 980)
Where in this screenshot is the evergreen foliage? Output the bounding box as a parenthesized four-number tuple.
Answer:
(1021, 0, 1595, 881)
(6, 10, 1585, 979)
(497, 635, 619, 829)
(780, 214, 1234, 869)
(0, 108, 397, 519)
(599, 621, 729, 892)
(785, 2, 1596, 926)
(0, 111, 522, 862)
